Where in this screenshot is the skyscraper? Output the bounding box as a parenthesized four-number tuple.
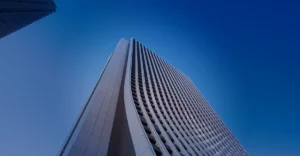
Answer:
(60, 38, 247, 156)
(0, 0, 56, 39)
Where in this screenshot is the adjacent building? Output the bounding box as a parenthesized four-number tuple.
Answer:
(60, 38, 247, 156)
(0, 0, 56, 39)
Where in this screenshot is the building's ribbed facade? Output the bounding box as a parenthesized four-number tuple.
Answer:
(60, 38, 247, 156)
(0, 0, 56, 39)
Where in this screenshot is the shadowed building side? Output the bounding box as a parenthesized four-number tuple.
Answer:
(106, 48, 135, 156)
(0, 0, 56, 39)
(59, 39, 135, 156)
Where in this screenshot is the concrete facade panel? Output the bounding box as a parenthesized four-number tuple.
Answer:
(60, 39, 129, 156)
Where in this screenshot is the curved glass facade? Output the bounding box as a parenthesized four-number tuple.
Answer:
(130, 39, 247, 156)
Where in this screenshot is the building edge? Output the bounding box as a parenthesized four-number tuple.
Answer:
(58, 39, 126, 156)
(122, 38, 157, 155)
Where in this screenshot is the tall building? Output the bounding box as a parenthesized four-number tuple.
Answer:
(60, 38, 247, 156)
(0, 0, 56, 39)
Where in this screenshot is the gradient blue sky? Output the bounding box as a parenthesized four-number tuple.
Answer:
(0, 0, 299, 155)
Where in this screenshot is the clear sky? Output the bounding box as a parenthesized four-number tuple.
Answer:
(0, 0, 299, 155)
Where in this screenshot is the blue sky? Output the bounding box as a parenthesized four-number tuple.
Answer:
(0, 0, 299, 155)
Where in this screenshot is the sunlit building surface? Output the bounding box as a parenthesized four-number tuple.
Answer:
(60, 38, 247, 156)
(0, 0, 56, 39)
